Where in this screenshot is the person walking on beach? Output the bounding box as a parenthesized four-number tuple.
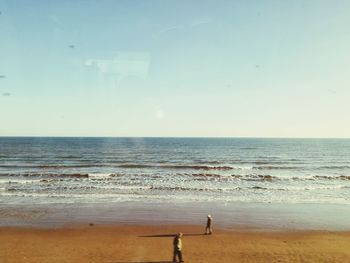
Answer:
(173, 232, 184, 262)
(205, 214, 213, 235)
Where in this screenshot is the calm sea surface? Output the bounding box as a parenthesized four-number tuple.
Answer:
(0, 137, 349, 205)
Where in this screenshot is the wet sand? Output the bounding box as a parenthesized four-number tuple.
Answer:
(1, 224, 350, 263)
(2, 201, 350, 230)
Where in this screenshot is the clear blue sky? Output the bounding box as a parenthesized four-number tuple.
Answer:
(0, 0, 349, 137)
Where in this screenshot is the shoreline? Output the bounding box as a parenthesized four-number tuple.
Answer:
(1, 201, 350, 231)
(1, 224, 350, 263)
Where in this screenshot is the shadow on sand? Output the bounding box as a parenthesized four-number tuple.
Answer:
(108, 261, 174, 263)
(139, 233, 205, 238)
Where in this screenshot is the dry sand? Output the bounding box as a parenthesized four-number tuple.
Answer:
(1, 224, 350, 263)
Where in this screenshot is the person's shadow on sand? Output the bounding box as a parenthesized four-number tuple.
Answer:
(109, 261, 173, 263)
(139, 233, 204, 238)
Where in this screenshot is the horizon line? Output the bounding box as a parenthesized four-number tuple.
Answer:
(0, 135, 349, 139)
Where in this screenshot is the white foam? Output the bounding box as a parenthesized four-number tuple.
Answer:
(88, 173, 116, 179)
(0, 179, 41, 184)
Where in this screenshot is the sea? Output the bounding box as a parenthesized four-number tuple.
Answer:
(0, 137, 349, 206)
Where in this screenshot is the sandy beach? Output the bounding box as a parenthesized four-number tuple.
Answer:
(1, 224, 350, 263)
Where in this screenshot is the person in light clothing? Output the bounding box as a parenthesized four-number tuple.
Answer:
(205, 214, 213, 235)
(173, 232, 184, 262)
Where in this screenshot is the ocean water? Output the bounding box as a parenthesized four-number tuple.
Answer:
(0, 137, 349, 206)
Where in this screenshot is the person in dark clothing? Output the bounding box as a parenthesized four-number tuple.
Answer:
(173, 232, 184, 262)
(205, 214, 213, 235)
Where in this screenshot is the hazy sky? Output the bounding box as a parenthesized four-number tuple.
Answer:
(0, 0, 349, 137)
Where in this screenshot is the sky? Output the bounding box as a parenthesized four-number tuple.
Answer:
(0, 0, 349, 137)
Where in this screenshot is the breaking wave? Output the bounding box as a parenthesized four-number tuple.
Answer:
(118, 164, 240, 170)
